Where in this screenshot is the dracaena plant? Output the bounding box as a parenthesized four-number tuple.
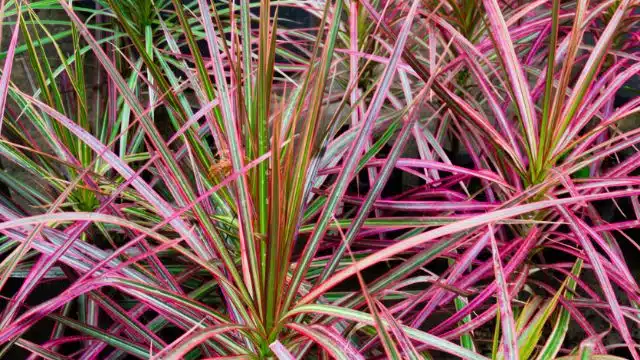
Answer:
(0, 0, 638, 359)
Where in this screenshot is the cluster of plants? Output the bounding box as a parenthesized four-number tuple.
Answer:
(0, 0, 638, 358)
